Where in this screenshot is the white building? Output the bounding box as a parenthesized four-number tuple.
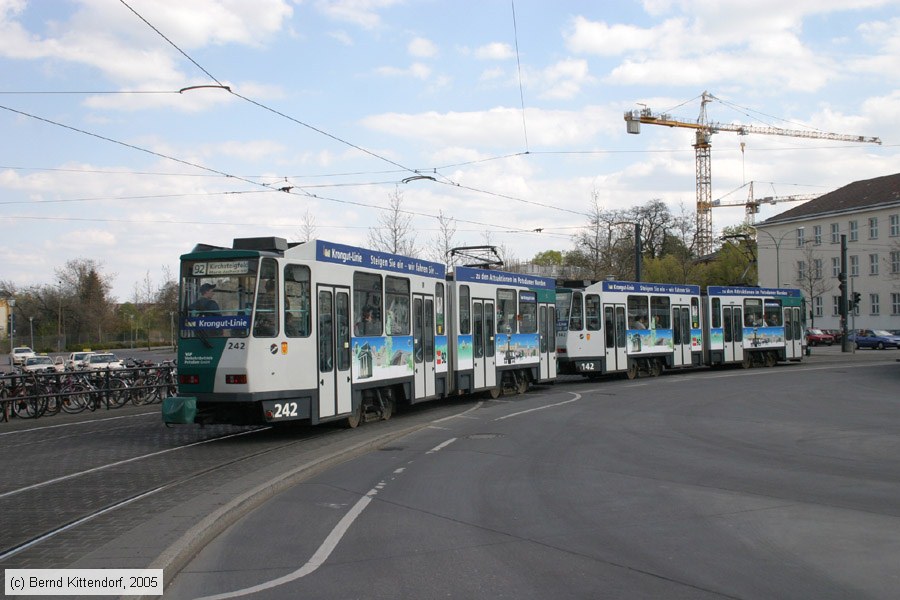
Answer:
(756, 173, 900, 331)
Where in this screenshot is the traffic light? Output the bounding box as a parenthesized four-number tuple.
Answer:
(850, 292, 861, 311)
(838, 272, 847, 295)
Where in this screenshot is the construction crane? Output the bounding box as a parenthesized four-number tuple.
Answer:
(711, 181, 821, 225)
(624, 91, 881, 255)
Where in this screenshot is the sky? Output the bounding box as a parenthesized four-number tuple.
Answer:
(1, 0, 898, 301)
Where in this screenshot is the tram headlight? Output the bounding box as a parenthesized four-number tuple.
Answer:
(226, 374, 248, 384)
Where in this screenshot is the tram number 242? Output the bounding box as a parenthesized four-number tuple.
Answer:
(271, 401, 300, 419)
(577, 362, 597, 372)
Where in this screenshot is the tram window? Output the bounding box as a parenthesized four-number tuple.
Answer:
(519, 291, 537, 334)
(793, 308, 802, 340)
(723, 309, 732, 343)
(615, 306, 627, 347)
(627, 295, 649, 330)
(385, 276, 410, 335)
(556, 291, 572, 327)
(540, 305, 548, 353)
(353, 272, 383, 336)
(734, 309, 743, 341)
(283, 264, 311, 338)
(764, 300, 782, 326)
(497, 289, 517, 334)
(459, 286, 471, 334)
(784, 308, 793, 340)
(473, 304, 484, 359)
(604, 306, 615, 347)
(181, 258, 255, 339)
(253, 258, 279, 338)
(435, 283, 445, 335)
(336, 292, 350, 371)
(650, 296, 670, 329)
(744, 299, 763, 327)
(425, 299, 434, 361)
(318, 291, 333, 373)
(569, 291, 583, 331)
(691, 298, 700, 329)
(711, 298, 721, 328)
(585, 294, 601, 331)
(485, 301, 495, 356)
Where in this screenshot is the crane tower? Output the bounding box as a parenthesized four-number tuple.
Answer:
(624, 91, 881, 255)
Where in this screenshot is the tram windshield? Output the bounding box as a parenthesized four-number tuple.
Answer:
(556, 290, 572, 331)
(180, 258, 259, 339)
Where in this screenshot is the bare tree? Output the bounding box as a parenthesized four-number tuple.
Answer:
(795, 243, 832, 327)
(429, 210, 458, 265)
(570, 189, 624, 279)
(367, 187, 418, 256)
(297, 208, 317, 242)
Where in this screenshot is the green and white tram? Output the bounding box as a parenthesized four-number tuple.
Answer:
(173, 237, 447, 426)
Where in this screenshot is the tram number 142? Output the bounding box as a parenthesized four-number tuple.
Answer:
(577, 362, 597, 372)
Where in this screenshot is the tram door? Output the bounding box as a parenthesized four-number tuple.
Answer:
(784, 307, 803, 359)
(538, 304, 557, 380)
(472, 300, 497, 390)
(671, 305, 692, 367)
(413, 294, 435, 400)
(722, 305, 744, 364)
(603, 304, 627, 373)
(317, 286, 351, 419)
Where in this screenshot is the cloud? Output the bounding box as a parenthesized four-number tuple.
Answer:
(475, 42, 514, 60)
(374, 61, 431, 80)
(408, 36, 437, 58)
(361, 105, 618, 148)
(565, 16, 655, 56)
(314, 0, 403, 30)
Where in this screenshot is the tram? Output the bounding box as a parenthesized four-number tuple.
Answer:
(168, 237, 557, 427)
(556, 280, 703, 379)
(703, 286, 805, 367)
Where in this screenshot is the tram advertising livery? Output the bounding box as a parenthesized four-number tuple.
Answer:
(168, 237, 557, 427)
(556, 280, 703, 379)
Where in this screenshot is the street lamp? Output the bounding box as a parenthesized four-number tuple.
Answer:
(29, 316, 34, 349)
(8, 297, 15, 352)
(754, 228, 795, 287)
(57, 281, 63, 352)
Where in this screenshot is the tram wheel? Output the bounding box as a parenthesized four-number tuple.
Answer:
(345, 404, 363, 428)
(515, 373, 530, 394)
(487, 386, 502, 399)
(650, 360, 663, 377)
(765, 353, 777, 368)
(626, 361, 638, 380)
(741, 354, 752, 369)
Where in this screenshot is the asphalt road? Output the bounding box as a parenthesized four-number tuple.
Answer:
(163, 351, 900, 600)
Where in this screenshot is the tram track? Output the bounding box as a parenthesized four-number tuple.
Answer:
(0, 417, 341, 567)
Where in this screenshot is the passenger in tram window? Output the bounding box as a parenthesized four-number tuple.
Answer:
(190, 283, 220, 316)
(355, 306, 375, 336)
(632, 316, 647, 329)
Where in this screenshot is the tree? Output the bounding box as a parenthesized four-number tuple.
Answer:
(56, 259, 115, 347)
(297, 208, 318, 242)
(794, 242, 832, 327)
(368, 187, 418, 256)
(532, 250, 563, 267)
(428, 210, 458, 265)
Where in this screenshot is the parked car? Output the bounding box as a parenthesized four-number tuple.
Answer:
(9, 346, 36, 366)
(84, 352, 124, 370)
(847, 329, 900, 350)
(22, 355, 60, 373)
(805, 328, 834, 346)
(822, 329, 844, 344)
(66, 350, 94, 370)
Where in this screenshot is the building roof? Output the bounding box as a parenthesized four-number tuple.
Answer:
(760, 172, 900, 227)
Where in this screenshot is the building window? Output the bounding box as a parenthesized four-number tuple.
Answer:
(892, 251, 900, 275)
(850, 255, 859, 277)
(892, 293, 900, 315)
(813, 296, 823, 317)
(796, 227, 805, 247)
(869, 254, 879, 276)
(849, 220, 858, 241)
(813, 225, 822, 245)
(832, 295, 841, 316)
(831, 256, 840, 278)
(869, 217, 878, 239)
(891, 214, 899, 237)
(830, 223, 840, 243)
(813, 258, 822, 278)
(870, 294, 879, 315)
(797, 260, 807, 281)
